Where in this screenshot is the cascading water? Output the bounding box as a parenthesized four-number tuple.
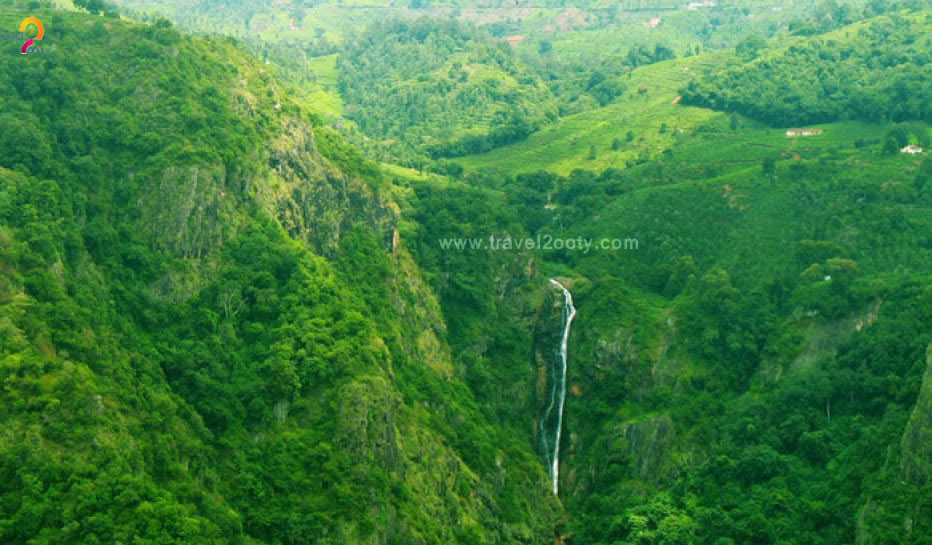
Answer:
(541, 278, 576, 495)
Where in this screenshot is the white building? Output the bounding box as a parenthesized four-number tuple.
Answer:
(786, 128, 824, 137)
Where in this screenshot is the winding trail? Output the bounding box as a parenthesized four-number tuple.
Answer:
(543, 278, 576, 495)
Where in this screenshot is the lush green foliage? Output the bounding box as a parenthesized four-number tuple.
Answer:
(3, 3, 931, 545)
(338, 19, 558, 165)
(403, 108, 932, 544)
(457, 53, 730, 175)
(682, 11, 931, 126)
(0, 8, 558, 544)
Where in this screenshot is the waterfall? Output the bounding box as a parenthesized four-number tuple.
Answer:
(541, 278, 576, 495)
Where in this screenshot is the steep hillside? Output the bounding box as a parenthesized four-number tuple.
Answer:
(541, 132, 932, 543)
(0, 8, 559, 544)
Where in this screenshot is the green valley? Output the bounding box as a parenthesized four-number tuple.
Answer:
(1, 0, 930, 544)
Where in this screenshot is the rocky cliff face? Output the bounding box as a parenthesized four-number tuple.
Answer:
(856, 342, 932, 544)
(265, 118, 399, 256)
(140, 165, 242, 260)
(136, 110, 400, 305)
(854, 342, 932, 545)
(536, 279, 690, 502)
(899, 343, 932, 487)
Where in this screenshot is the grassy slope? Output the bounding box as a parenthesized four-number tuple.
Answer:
(305, 53, 344, 117)
(518, 3, 801, 57)
(457, 52, 732, 175)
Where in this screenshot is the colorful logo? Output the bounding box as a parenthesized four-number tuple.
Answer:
(20, 17, 43, 55)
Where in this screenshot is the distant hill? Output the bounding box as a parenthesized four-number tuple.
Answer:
(681, 10, 931, 126)
(456, 52, 732, 175)
(338, 18, 558, 165)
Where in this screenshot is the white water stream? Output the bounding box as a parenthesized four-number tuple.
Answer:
(542, 278, 576, 495)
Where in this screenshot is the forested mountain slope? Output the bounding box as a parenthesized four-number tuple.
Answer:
(0, 8, 559, 544)
(337, 19, 558, 165)
(681, 11, 931, 125)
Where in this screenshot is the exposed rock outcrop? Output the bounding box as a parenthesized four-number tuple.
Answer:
(900, 343, 932, 486)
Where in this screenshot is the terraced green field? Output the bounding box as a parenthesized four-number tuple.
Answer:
(656, 121, 893, 179)
(305, 53, 344, 118)
(555, 134, 931, 292)
(457, 53, 733, 175)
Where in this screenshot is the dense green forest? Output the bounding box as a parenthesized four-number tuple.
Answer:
(681, 11, 931, 126)
(1, 1, 931, 544)
(0, 7, 558, 544)
(337, 19, 558, 165)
